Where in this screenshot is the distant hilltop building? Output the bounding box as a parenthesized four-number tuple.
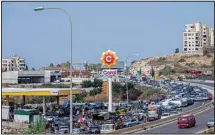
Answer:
(2, 55, 26, 72)
(183, 21, 214, 55)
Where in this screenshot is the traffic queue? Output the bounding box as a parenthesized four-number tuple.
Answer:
(2, 79, 213, 134)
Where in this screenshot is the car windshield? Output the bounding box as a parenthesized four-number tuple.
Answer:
(209, 118, 214, 122)
(72, 129, 80, 133)
(125, 119, 131, 123)
(178, 117, 188, 121)
(101, 125, 114, 130)
(162, 113, 169, 116)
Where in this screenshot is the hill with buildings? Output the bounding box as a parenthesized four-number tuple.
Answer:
(130, 52, 214, 78)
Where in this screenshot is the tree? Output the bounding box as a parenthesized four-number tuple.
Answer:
(81, 80, 92, 88)
(92, 79, 103, 87)
(49, 63, 54, 67)
(32, 68, 35, 71)
(175, 48, 179, 53)
(56, 64, 61, 67)
(66, 61, 70, 68)
(25, 64, 29, 70)
(89, 88, 102, 96)
(131, 60, 136, 65)
(85, 63, 88, 71)
(150, 67, 155, 78)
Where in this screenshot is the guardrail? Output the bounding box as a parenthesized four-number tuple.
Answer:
(108, 82, 214, 134)
(108, 101, 214, 134)
(198, 127, 214, 134)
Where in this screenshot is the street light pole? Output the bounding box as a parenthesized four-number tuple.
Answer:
(34, 7, 73, 133)
(124, 54, 139, 107)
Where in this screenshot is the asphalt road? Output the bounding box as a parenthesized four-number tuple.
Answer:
(136, 107, 214, 134)
(183, 81, 214, 87)
(135, 82, 214, 134)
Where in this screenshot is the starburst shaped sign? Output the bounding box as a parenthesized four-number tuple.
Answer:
(101, 50, 118, 68)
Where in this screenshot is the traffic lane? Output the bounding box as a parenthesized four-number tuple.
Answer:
(182, 100, 210, 112)
(132, 100, 210, 113)
(137, 107, 214, 134)
(184, 81, 214, 87)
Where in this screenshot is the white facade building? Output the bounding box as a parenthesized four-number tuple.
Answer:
(2, 56, 26, 71)
(183, 21, 214, 54)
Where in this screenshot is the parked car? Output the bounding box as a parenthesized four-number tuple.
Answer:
(177, 114, 196, 128)
(73, 128, 89, 134)
(123, 119, 139, 127)
(207, 118, 214, 128)
(87, 126, 101, 134)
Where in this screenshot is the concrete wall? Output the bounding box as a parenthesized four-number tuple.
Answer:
(2, 71, 18, 84)
(18, 71, 45, 77)
(44, 71, 51, 83)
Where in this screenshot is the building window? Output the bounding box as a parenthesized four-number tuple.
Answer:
(203, 39, 206, 41)
(184, 33, 187, 36)
(191, 26, 194, 28)
(196, 44, 200, 47)
(184, 48, 187, 51)
(185, 41, 187, 43)
(203, 35, 207, 38)
(196, 48, 198, 50)
(189, 49, 191, 50)
(185, 45, 187, 47)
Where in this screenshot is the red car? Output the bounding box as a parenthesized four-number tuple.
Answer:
(178, 114, 196, 128)
(208, 94, 212, 100)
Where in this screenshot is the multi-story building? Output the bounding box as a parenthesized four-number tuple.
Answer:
(2, 56, 26, 72)
(183, 21, 214, 54)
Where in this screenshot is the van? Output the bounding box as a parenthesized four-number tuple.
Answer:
(177, 114, 196, 128)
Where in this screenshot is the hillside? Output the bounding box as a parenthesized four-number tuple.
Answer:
(130, 53, 214, 77)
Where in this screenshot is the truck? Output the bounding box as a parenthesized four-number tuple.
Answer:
(147, 105, 162, 121)
(148, 111, 159, 121)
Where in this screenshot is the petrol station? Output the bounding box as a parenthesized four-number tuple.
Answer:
(2, 88, 81, 115)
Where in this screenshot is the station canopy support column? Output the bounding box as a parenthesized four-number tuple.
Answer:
(56, 96, 60, 105)
(6, 95, 9, 105)
(43, 96, 46, 115)
(23, 95, 26, 106)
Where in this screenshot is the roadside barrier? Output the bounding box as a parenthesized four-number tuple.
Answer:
(197, 127, 214, 134)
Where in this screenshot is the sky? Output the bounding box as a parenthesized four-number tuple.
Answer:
(2, 2, 214, 69)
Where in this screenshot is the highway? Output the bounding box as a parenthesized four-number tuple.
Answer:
(136, 107, 214, 134)
(135, 82, 214, 134)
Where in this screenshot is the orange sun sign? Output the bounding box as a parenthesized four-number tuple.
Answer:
(101, 50, 118, 68)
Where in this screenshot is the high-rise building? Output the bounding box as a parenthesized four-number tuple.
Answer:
(183, 21, 214, 54)
(2, 55, 26, 72)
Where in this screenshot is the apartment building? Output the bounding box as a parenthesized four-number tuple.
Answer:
(183, 21, 214, 54)
(2, 56, 26, 71)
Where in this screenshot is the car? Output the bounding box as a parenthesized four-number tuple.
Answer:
(73, 128, 89, 134)
(177, 114, 196, 128)
(87, 126, 101, 134)
(207, 118, 214, 128)
(123, 119, 139, 127)
(161, 112, 171, 118)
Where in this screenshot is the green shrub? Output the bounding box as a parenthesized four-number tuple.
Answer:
(178, 58, 186, 62)
(23, 119, 46, 134)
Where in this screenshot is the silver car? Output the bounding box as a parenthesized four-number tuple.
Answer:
(207, 118, 214, 128)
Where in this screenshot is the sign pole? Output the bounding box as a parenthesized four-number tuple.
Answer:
(108, 74, 112, 112)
